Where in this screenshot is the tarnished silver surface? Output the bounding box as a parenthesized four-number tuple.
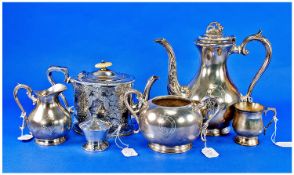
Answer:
(13, 83, 72, 146)
(232, 102, 276, 146)
(47, 61, 158, 136)
(156, 21, 272, 136)
(124, 90, 220, 154)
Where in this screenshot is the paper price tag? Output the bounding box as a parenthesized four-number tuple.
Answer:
(275, 142, 292, 148)
(201, 147, 219, 158)
(121, 148, 138, 157)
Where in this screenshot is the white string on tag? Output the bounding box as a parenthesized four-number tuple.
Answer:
(17, 112, 33, 141)
(201, 114, 219, 158)
(270, 115, 292, 148)
(114, 125, 138, 157)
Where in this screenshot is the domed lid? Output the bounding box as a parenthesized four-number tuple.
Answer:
(77, 60, 135, 84)
(79, 106, 112, 132)
(196, 22, 236, 46)
(79, 117, 111, 131)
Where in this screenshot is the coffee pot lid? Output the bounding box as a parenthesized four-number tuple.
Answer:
(77, 60, 135, 84)
(197, 22, 236, 46)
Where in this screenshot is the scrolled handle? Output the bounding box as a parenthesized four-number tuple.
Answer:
(263, 107, 277, 135)
(198, 96, 224, 143)
(47, 66, 70, 109)
(13, 83, 37, 117)
(123, 89, 147, 133)
(232, 30, 272, 97)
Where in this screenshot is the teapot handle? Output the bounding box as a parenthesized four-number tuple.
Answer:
(123, 89, 147, 133)
(13, 84, 37, 119)
(47, 66, 70, 109)
(231, 30, 272, 98)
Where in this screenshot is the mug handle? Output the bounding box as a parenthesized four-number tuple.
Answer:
(47, 66, 70, 109)
(263, 107, 277, 135)
(123, 89, 147, 133)
(231, 31, 272, 98)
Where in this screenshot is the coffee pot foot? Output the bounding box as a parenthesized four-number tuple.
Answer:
(206, 127, 230, 136)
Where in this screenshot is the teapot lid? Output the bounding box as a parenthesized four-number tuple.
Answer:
(77, 61, 135, 84)
(196, 22, 235, 46)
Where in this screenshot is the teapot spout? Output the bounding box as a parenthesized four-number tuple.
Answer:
(155, 38, 190, 98)
(143, 76, 159, 101)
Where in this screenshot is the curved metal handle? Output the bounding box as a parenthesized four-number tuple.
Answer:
(232, 31, 272, 98)
(13, 84, 37, 117)
(47, 66, 70, 109)
(263, 107, 277, 135)
(123, 89, 147, 133)
(197, 96, 224, 143)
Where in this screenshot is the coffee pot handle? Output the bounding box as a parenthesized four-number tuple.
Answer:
(231, 30, 272, 98)
(263, 107, 277, 135)
(47, 66, 70, 109)
(123, 89, 147, 133)
(13, 84, 37, 118)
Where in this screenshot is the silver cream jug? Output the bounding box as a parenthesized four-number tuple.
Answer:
(156, 21, 272, 136)
(13, 83, 72, 146)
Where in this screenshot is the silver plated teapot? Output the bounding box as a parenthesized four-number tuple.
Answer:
(156, 21, 272, 136)
(13, 83, 72, 146)
(47, 61, 158, 136)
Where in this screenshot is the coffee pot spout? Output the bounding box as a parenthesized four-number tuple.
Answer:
(155, 38, 190, 98)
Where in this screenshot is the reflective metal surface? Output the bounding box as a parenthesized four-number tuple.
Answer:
(13, 83, 72, 146)
(124, 90, 220, 154)
(232, 102, 276, 146)
(156, 21, 272, 136)
(47, 61, 158, 136)
(79, 117, 111, 152)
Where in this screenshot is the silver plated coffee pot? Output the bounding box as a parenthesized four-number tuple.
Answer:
(13, 83, 72, 146)
(156, 21, 272, 136)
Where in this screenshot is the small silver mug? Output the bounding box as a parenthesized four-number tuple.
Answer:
(232, 101, 276, 146)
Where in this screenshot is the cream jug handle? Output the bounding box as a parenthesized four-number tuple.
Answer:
(124, 89, 147, 133)
(47, 66, 70, 109)
(231, 31, 272, 98)
(13, 84, 37, 118)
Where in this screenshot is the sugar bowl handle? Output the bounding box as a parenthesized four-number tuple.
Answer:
(13, 84, 37, 118)
(47, 66, 70, 109)
(231, 30, 272, 98)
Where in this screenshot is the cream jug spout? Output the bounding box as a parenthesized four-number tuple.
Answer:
(155, 38, 190, 98)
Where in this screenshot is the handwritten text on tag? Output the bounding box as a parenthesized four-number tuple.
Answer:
(121, 148, 138, 157)
(201, 147, 219, 158)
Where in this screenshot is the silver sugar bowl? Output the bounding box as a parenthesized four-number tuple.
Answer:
(79, 114, 112, 152)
